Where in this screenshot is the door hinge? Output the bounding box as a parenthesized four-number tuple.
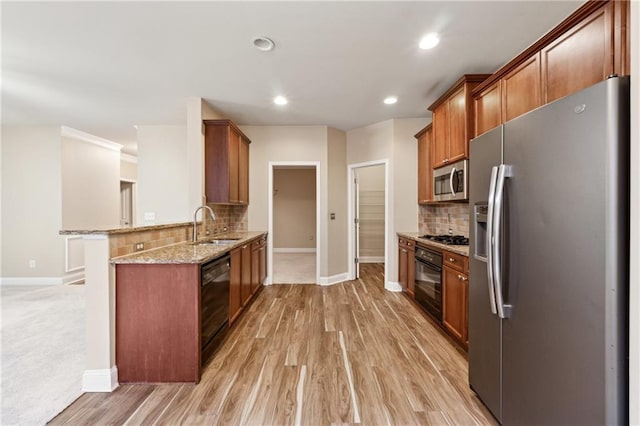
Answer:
(354, 258, 359, 264)
(354, 218, 359, 224)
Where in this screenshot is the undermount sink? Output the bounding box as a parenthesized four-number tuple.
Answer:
(195, 238, 241, 246)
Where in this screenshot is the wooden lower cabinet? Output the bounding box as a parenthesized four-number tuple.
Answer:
(230, 234, 268, 326)
(442, 264, 469, 347)
(398, 237, 415, 297)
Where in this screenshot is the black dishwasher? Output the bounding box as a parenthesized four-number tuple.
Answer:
(201, 254, 230, 364)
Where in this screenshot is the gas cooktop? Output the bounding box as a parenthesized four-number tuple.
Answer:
(420, 234, 469, 246)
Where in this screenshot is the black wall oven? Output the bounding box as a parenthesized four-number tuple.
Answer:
(414, 247, 443, 321)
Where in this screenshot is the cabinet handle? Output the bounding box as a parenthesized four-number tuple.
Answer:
(243, 245, 248, 249)
(401, 249, 407, 253)
(442, 159, 447, 163)
(406, 242, 411, 246)
(449, 257, 455, 262)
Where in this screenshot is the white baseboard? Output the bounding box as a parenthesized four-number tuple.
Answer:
(385, 281, 403, 292)
(359, 256, 384, 263)
(63, 271, 85, 285)
(0, 277, 63, 286)
(318, 272, 350, 286)
(273, 248, 317, 253)
(82, 366, 119, 392)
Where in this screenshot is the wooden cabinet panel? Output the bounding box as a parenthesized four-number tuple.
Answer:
(241, 243, 252, 306)
(116, 264, 201, 383)
(238, 137, 249, 204)
(398, 237, 415, 297)
(443, 250, 465, 273)
(432, 104, 448, 168)
(204, 119, 251, 205)
(474, 82, 501, 137)
(447, 88, 467, 163)
(229, 247, 242, 325)
(502, 53, 542, 122)
(251, 244, 260, 295)
(442, 267, 468, 343)
(259, 238, 267, 285)
(541, 5, 612, 103)
(416, 124, 433, 204)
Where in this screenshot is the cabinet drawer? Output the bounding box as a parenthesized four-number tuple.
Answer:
(398, 237, 415, 250)
(443, 251, 466, 273)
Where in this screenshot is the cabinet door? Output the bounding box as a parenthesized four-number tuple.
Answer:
(502, 53, 542, 122)
(541, 4, 612, 103)
(238, 137, 250, 205)
(241, 243, 251, 306)
(229, 248, 242, 325)
(398, 244, 408, 290)
(442, 267, 467, 342)
(259, 240, 267, 285)
(251, 244, 260, 295)
(228, 127, 240, 203)
(447, 87, 467, 163)
(432, 103, 449, 168)
(204, 124, 231, 204)
(417, 127, 432, 204)
(474, 82, 502, 137)
(407, 248, 415, 298)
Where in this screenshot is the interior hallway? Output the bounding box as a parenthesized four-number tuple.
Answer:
(272, 252, 316, 284)
(51, 264, 495, 425)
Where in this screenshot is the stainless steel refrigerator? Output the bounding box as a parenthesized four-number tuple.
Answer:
(468, 76, 629, 425)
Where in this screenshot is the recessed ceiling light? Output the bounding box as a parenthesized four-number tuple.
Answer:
(419, 32, 440, 50)
(252, 36, 275, 51)
(383, 96, 398, 105)
(273, 96, 288, 105)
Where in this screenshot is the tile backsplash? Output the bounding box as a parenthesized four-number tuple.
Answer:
(110, 204, 248, 257)
(419, 203, 470, 237)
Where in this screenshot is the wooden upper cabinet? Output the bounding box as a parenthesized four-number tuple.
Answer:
(203, 119, 251, 205)
(474, 81, 501, 138)
(415, 124, 433, 204)
(471, 0, 629, 134)
(541, 4, 612, 103)
(502, 53, 541, 122)
(432, 104, 448, 168)
(429, 74, 490, 169)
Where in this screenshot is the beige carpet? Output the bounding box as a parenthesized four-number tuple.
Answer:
(1, 284, 85, 425)
(272, 253, 316, 284)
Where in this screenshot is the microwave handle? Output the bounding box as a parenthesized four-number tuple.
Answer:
(449, 167, 456, 195)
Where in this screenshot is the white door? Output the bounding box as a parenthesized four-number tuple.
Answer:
(354, 170, 360, 278)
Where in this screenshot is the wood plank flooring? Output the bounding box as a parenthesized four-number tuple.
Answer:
(50, 264, 496, 425)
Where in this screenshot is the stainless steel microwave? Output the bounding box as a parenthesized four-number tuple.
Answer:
(433, 159, 468, 202)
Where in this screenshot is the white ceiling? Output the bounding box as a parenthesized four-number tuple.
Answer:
(2, 1, 583, 154)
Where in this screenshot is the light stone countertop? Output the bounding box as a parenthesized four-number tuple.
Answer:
(110, 231, 266, 265)
(60, 221, 194, 235)
(398, 232, 469, 257)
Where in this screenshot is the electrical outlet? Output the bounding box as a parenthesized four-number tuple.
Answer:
(28, 259, 36, 269)
(135, 242, 145, 251)
(144, 212, 155, 221)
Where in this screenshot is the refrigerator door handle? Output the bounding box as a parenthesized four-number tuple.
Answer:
(449, 167, 457, 196)
(486, 166, 499, 315)
(493, 164, 513, 319)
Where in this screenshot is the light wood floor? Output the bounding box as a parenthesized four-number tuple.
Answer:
(50, 264, 496, 425)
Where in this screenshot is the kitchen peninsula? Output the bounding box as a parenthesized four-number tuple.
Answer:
(60, 223, 265, 389)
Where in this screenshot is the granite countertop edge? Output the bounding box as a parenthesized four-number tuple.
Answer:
(397, 232, 469, 257)
(111, 231, 267, 265)
(60, 221, 195, 235)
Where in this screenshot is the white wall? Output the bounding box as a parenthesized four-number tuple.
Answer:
(273, 168, 316, 249)
(241, 125, 330, 276)
(347, 118, 426, 285)
(327, 127, 348, 277)
(136, 125, 188, 224)
(1, 126, 65, 280)
(120, 157, 137, 182)
(61, 136, 120, 229)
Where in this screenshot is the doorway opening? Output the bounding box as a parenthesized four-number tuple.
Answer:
(268, 162, 320, 284)
(120, 180, 135, 226)
(348, 160, 389, 283)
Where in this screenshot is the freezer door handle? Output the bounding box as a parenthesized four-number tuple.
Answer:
(493, 164, 513, 319)
(486, 166, 499, 315)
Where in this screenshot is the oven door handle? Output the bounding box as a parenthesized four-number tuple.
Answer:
(449, 167, 457, 196)
(486, 166, 498, 315)
(414, 257, 442, 272)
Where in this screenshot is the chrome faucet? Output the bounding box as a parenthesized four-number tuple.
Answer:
(193, 205, 216, 242)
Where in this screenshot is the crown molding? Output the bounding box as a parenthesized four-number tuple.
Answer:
(61, 126, 123, 152)
(120, 153, 138, 164)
